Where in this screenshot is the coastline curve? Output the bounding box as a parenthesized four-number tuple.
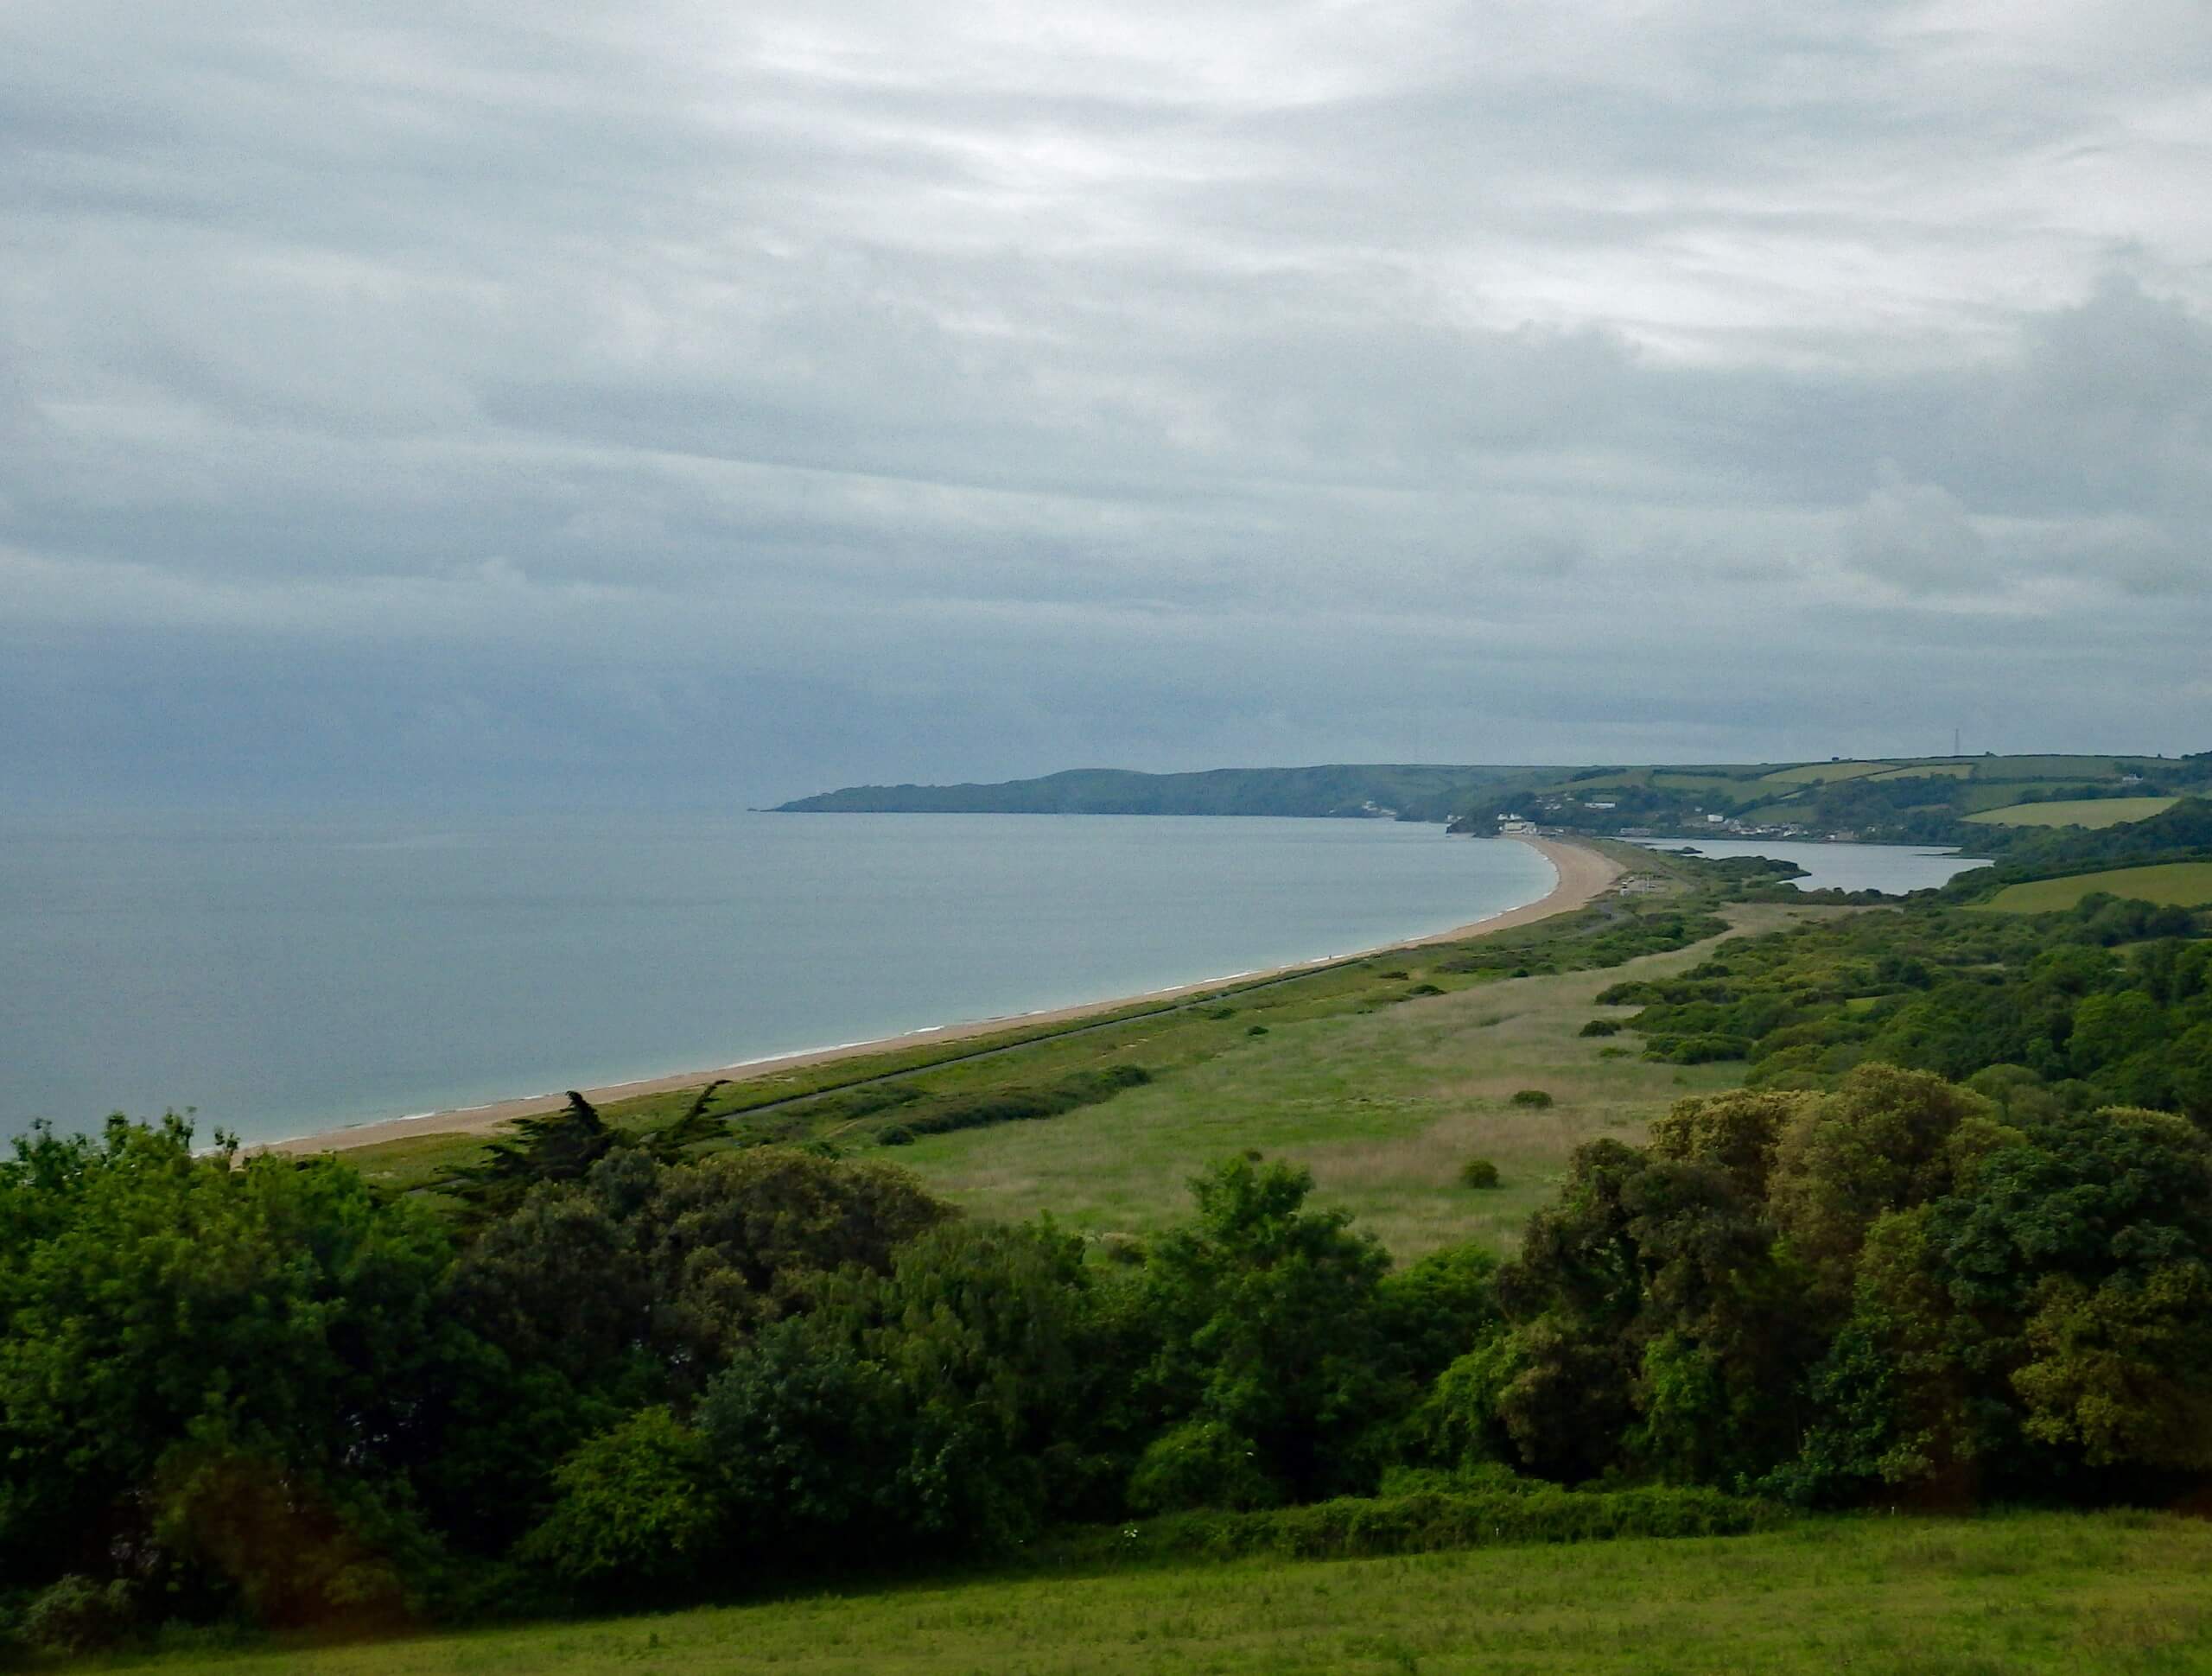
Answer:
(267, 835, 1621, 1159)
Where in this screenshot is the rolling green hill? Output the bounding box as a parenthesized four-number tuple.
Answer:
(1966, 797, 2180, 828)
(780, 754, 2209, 843)
(775, 765, 1548, 821)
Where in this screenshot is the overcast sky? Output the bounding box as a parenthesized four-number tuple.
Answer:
(4, 0, 2209, 806)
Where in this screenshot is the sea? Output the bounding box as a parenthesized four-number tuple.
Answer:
(1, 810, 1561, 1146)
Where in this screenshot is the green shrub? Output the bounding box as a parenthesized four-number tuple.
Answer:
(890, 1064, 1152, 1140)
(1458, 1159, 1501, 1190)
(21, 1575, 137, 1656)
(1127, 1420, 1280, 1514)
(1054, 1486, 1782, 1567)
(1096, 1232, 1147, 1266)
(1643, 1034, 1750, 1064)
(876, 1125, 916, 1146)
(1580, 1019, 1624, 1037)
(1510, 1089, 1554, 1108)
(1408, 983, 1444, 997)
(518, 1409, 724, 1594)
(1599, 1046, 1630, 1059)
(1246, 1024, 1269, 1036)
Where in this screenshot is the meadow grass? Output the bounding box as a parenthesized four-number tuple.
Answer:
(1972, 754, 2151, 780)
(1964, 797, 2180, 829)
(1758, 761, 1891, 784)
(94, 1511, 2212, 1676)
(1979, 861, 2212, 914)
(896, 904, 1818, 1259)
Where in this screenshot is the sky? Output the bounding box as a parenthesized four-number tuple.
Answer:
(4, 0, 2210, 807)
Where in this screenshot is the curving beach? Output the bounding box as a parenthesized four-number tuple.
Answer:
(271, 835, 1621, 1158)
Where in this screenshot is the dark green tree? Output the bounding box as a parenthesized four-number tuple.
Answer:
(0, 1118, 458, 1623)
(1135, 1156, 1395, 1502)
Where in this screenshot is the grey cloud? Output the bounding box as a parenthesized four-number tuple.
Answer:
(3, 0, 2210, 807)
(1842, 468, 1990, 594)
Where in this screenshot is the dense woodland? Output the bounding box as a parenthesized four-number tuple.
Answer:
(5, 816, 2212, 1659)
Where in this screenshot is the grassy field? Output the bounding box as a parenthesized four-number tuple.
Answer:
(96, 1512, 2212, 1676)
(1980, 861, 2212, 915)
(896, 903, 1815, 1259)
(1965, 797, 2180, 829)
(1758, 760, 1890, 784)
(1974, 754, 2155, 781)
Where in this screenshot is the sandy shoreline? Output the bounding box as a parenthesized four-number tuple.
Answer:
(268, 835, 1623, 1158)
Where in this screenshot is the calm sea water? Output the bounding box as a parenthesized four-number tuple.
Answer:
(1629, 837, 1990, 894)
(0, 812, 1557, 1144)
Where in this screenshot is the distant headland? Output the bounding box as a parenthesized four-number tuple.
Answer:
(777, 752, 2212, 849)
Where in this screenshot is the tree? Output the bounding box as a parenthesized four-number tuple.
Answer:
(703, 1220, 1126, 1554)
(1137, 1157, 1395, 1502)
(454, 1092, 615, 1215)
(1786, 1103, 2212, 1502)
(1764, 1065, 1997, 1311)
(1491, 1137, 1807, 1484)
(0, 1118, 457, 1621)
(518, 1408, 724, 1593)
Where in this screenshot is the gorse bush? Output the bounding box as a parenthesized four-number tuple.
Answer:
(1458, 1159, 1501, 1190)
(1510, 1089, 1554, 1108)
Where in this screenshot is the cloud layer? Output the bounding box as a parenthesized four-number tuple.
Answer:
(4, 0, 2209, 802)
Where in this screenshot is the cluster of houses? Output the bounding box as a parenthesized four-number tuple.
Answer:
(1495, 804, 1859, 842)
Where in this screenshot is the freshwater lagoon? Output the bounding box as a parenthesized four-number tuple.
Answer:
(1628, 837, 1990, 894)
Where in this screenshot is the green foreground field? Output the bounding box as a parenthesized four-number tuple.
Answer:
(1965, 797, 2180, 829)
(98, 1513, 2212, 1676)
(1981, 860, 2212, 914)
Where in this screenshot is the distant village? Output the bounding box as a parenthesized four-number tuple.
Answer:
(1493, 801, 1860, 843)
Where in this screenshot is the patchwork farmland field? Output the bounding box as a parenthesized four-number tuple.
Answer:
(1965, 797, 2179, 828)
(1980, 860, 2212, 913)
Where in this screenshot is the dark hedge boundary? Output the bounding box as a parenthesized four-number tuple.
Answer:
(1040, 1486, 1783, 1568)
